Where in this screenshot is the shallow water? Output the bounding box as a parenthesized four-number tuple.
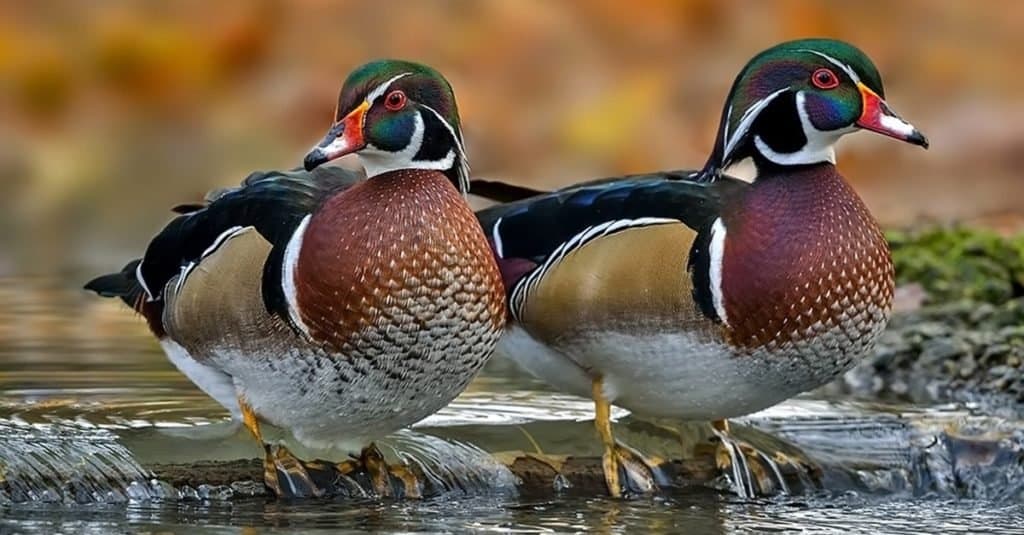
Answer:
(5, 494, 1024, 534)
(1, 278, 1023, 533)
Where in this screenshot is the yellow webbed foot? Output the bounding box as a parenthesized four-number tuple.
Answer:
(263, 444, 330, 499)
(387, 463, 423, 499)
(593, 377, 668, 497)
(238, 395, 332, 498)
(360, 443, 423, 499)
(605, 441, 667, 496)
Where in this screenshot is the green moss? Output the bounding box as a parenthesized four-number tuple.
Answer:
(887, 227, 1024, 304)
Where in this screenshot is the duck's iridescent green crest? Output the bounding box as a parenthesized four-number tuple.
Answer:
(702, 38, 927, 178)
(304, 59, 469, 192)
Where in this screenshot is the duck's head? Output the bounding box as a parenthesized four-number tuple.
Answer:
(304, 60, 469, 193)
(703, 38, 928, 177)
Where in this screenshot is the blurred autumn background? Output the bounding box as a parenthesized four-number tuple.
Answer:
(1, 0, 1021, 278)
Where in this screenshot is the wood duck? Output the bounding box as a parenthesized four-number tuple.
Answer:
(474, 39, 928, 497)
(85, 60, 506, 498)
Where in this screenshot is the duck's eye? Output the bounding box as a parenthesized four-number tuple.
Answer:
(384, 90, 407, 111)
(811, 68, 840, 90)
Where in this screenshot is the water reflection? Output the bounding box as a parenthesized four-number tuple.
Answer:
(4, 494, 1024, 534)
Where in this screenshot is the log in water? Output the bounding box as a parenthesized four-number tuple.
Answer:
(3, 410, 1024, 503)
(146, 454, 725, 498)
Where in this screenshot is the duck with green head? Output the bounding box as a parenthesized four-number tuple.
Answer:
(475, 39, 928, 497)
(86, 60, 505, 499)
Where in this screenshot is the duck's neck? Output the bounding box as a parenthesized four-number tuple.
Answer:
(721, 162, 875, 248)
(356, 137, 469, 196)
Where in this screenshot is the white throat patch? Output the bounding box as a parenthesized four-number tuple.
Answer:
(754, 91, 850, 166)
(358, 111, 457, 178)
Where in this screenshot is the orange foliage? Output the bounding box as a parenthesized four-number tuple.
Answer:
(0, 0, 1021, 274)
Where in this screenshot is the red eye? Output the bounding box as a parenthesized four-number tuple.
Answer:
(384, 90, 407, 111)
(811, 68, 840, 89)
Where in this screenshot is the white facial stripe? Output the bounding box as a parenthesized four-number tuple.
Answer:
(708, 218, 728, 326)
(754, 91, 844, 166)
(877, 114, 916, 137)
(366, 72, 414, 104)
(421, 104, 466, 160)
(359, 111, 456, 177)
(723, 88, 788, 162)
(283, 214, 313, 339)
(799, 49, 861, 84)
(420, 103, 470, 192)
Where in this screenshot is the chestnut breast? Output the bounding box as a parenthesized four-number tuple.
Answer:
(720, 164, 894, 353)
(293, 169, 506, 353)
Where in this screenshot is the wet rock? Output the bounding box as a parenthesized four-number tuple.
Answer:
(969, 302, 997, 323)
(981, 344, 1011, 363)
(196, 484, 234, 500)
(999, 325, 1024, 341)
(958, 355, 977, 378)
(125, 480, 153, 501)
(912, 322, 955, 341)
(920, 338, 967, 364)
(229, 480, 264, 497)
(177, 484, 199, 501)
(839, 293, 1024, 414)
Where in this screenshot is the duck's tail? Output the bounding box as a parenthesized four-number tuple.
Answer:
(84, 260, 144, 303)
(84, 260, 166, 337)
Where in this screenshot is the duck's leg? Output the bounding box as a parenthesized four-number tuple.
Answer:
(238, 397, 280, 494)
(238, 396, 327, 498)
(360, 443, 423, 499)
(592, 377, 663, 497)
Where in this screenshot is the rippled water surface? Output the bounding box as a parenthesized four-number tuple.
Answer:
(2, 279, 1023, 533)
(5, 494, 1024, 534)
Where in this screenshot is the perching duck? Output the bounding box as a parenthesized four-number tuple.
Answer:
(474, 39, 928, 497)
(86, 60, 506, 498)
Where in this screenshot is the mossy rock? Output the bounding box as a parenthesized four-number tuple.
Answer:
(887, 227, 1024, 304)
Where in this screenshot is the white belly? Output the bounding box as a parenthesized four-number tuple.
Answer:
(213, 345, 487, 454)
(499, 325, 846, 420)
(496, 325, 594, 399)
(160, 339, 241, 421)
